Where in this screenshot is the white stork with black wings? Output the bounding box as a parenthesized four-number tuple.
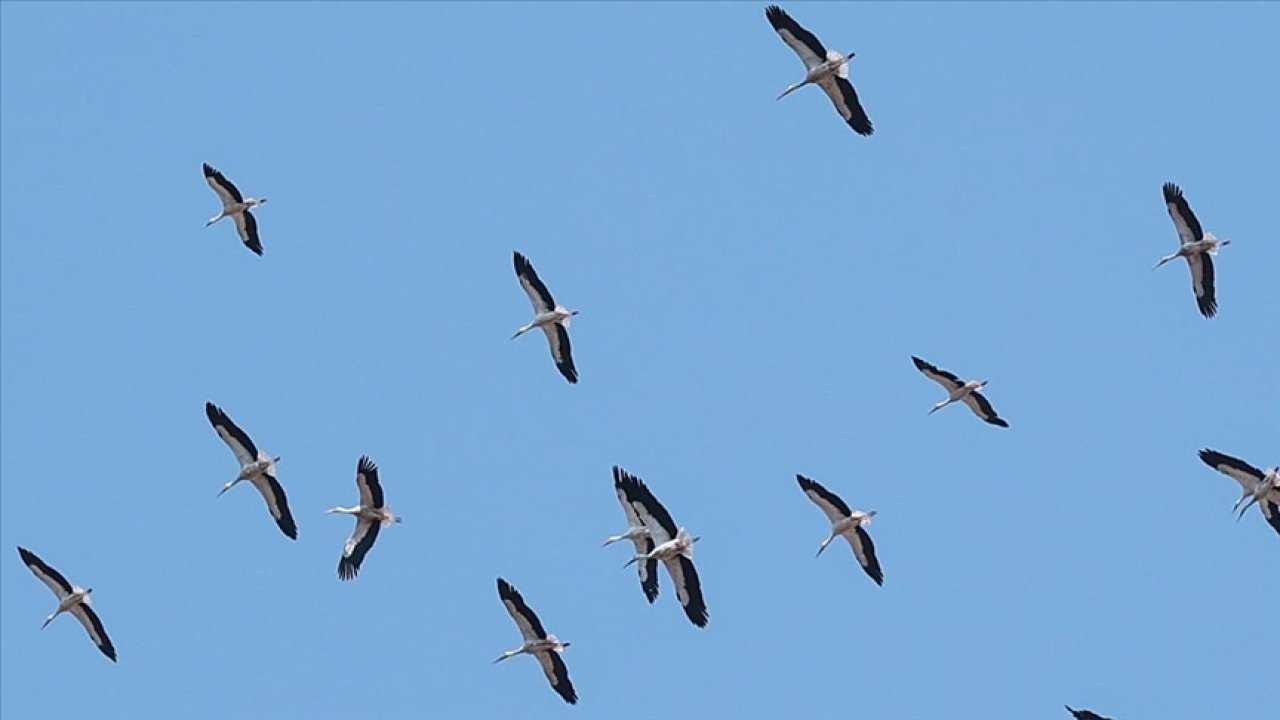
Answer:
(796, 475, 883, 586)
(1198, 449, 1280, 535)
(911, 356, 1009, 428)
(1155, 182, 1229, 318)
(511, 251, 580, 384)
(17, 547, 117, 662)
(205, 402, 298, 540)
(203, 163, 267, 256)
(494, 578, 577, 705)
(604, 466, 659, 603)
(766, 4, 874, 136)
(328, 455, 402, 580)
(617, 469, 708, 628)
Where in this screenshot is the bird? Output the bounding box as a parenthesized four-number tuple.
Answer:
(911, 356, 1009, 428)
(616, 467, 708, 628)
(17, 547, 117, 662)
(1065, 706, 1112, 720)
(796, 474, 883, 585)
(1198, 449, 1280, 535)
(1155, 182, 1228, 318)
(765, 4, 873, 136)
(205, 402, 298, 540)
(493, 578, 577, 705)
(328, 455, 402, 580)
(203, 163, 267, 256)
(511, 251, 579, 384)
(604, 466, 660, 603)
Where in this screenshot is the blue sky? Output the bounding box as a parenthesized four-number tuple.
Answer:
(2, 3, 1277, 719)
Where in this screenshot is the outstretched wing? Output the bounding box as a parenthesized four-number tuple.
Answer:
(70, 602, 117, 662)
(1163, 182, 1204, 246)
(816, 75, 874, 136)
(844, 526, 884, 586)
(912, 356, 965, 392)
(338, 517, 380, 580)
(765, 5, 828, 70)
(204, 163, 244, 206)
(514, 252, 556, 314)
(17, 547, 74, 599)
(961, 391, 1009, 428)
(205, 402, 259, 467)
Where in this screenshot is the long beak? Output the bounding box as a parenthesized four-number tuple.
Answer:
(216, 482, 235, 498)
(1236, 496, 1260, 520)
(623, 556, 640, 568)
(493, 652, 515, 664)
(776, 83, 803, 100)
(1152, 258, 1172, 270)
(815, 535, 835, 558)
(41, 615, 55, 630)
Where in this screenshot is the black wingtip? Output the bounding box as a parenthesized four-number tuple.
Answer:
(1162, 181, 1182, 202)
(338, 557, 358, 581)
(988, 417, 1010, 428)
(203, 162, 216, 177)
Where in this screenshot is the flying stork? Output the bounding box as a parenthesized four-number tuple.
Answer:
(1198, 449, 1280, 536)
(205, 402, 298, 540)
(493, 578, 577, 705)
(17, 547, 117, 662)
(511, 251, 579, 384)
(766, 4, 874, 136)
(616, 467, 708, 628)
(796, 475, 883, 585)
(1155, 182, 1228, 318)
(1065, 706, 1112, 720)
(203, 163, 267, 256)
(603, 466, 659, 603)
(911, 356, 1009, 428)
(328, 455, 402, 580)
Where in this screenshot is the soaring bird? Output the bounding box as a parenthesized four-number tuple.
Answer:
(766, 4, 873, 136)
(205, 402, 298, 540)
(604, 466, 660, 603)
(797, 474, 883, 585)
(17, 547, 117, 662)
(1155, 182, 1228, 318)
(494, 578, 577, 705)
(203, 163, 267, 256)
(911, 356, 1009, 428)
(1065, 706, 1113, 720)
(328, 456, 402, 580)
(1198, 449, 1280, 535)
(617, 468, 709, 628)
(511, 251, 579, 384)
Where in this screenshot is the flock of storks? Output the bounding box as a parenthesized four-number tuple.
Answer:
(14, 5, 1276, 719)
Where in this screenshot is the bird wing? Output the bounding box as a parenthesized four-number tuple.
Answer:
(17, 547, 74, 599)
(1066, 707, 1112, 720)
(233, 209, 264, 256)
(1261, 500, 1280, 537)
(816, 75, 874, 136)
(613, 467, 660, 601)
(248, 464, 298, 540)
(204, 163, 244, 206)
(796, 474, 852, 524)
(540, 323, 578, 384)
(536, 649, 578, 705)
(1162, 182, 1204, 246)
(497, 578, 548, 642)
(961, 391, 1009, 428)
(844, 526, 884, 586)
(911, 356, 965, 392)
(765, 5, 828, 70)
(1198, 449, 1265, 492)
(338, 516, 381, 580)
(70, 602, 117, 662)
(355, 455, 385, 509)
(205, 402, 260, 467)
(661, 554, 709, 628)
(623, 474, 679, 545)
(514, 252, 556, 314)
(1186, 253, 1217, 319)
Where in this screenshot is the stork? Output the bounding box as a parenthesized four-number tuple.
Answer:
(203, 163, 267, 256)
(494, 578, 577, 705)
(604, 466, 660, 603)
(1198, 449, 1280, 535)
(17, 547, 117, 662)
(511, 251, 579, 384)
(328, 455, 401, 580)
(616, 468, 708, 628)
(1155, 182, 1228, 318)
(796, 474, 883, 585)
(205, 402, 298, 540)
(766, 4, 874, 136)
(1065, 706, 1112, 720)
(911, 356, 1009, 428)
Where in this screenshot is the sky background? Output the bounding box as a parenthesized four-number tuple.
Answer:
(2, 3, 1278, 719)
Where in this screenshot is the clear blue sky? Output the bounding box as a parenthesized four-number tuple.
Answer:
(2, 3, 1277, 719)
